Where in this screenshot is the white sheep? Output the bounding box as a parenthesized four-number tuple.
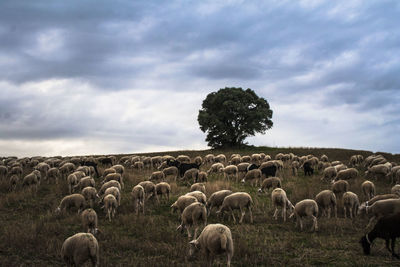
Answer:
(190, 183, 206, 194)
(102, 173, 124, 188)
(290, 199, 319, 232)
(241, 169, 262, 186)
(138, 181, 157, 201)
(9, 174, 19, 191)
(171, 195, 198, 218)
(82, 186, 98, 208)
(103, 194, 118, 222)
(47, 167, 60, 184)
(207, 163, 224, 175)
(111, 164, 125, 176)
(177, 202, 207, 240)
(291, 160, 300, 176)
(162, 166, 179, 181)
(222, 165, 238, 181)
(150, 171, 166, 182)
(98, 180, 121, 197)
(204, 154, 215, 164)
(183, 168, 200, 183)
(215, 154, 227, 163)
(391, 184, 400, 196)
(315, 190, 337, 218)
(206, 190, 233, 216)
(217, 192, 253, 224)
(342, 191, 359, 219)
(22, 170, 41, 194)
(331, 180, 349, 199)
(365, 163, 391, 180)
(361, 180, 375, 201)
(362, 198, 400, 230)
(101, 186, 121, 206)
(188, 223, 233, 267)
(102, 167, 116, 178)
(81, 208, 98, 235)
(237, 162, 250, 179)
(333, 168, 358, 182)
(61, 233, 99, 267)
(196, 171, 208, 183)
(258, 177, 281, 194)
(321, 166, 337, 181)
(271, 188, 294, 222)
(131, 184, 145, 215)
(55, 194, 86, 214)
(155, 182, 171, 203)
(73, 176, 95, 193)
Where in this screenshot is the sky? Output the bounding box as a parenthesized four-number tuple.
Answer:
(0, 0, 400, 157)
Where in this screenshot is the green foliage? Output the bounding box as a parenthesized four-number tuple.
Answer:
(198, 87, 273, 148)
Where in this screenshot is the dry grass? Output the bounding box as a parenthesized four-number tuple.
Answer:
(1, 146, 400, 266)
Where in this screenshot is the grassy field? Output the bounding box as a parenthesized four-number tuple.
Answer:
(1, 146, 400, 266)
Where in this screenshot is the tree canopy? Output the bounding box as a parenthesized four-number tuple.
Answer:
(198, 87, 273, 148)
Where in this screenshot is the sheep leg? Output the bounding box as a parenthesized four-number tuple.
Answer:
(391, 238, 400, 258)
(230, 208, 236, 223)
(343, 207, 347, 219)
(248, 206, 253, 223)
(312, 215, 318, 231)
(142, 200, 145, 215)
(282, 206, 286, 222)
(107, 209, 111, 222)
(327, 207, 331, 219)
(273, 207, 279, 220)
(349, 207, 353, 219)
(239, 207, 245, 224)
(193, 226, 198, 240)
(186, 227, 192, 240)
(227, 252, 232, 267)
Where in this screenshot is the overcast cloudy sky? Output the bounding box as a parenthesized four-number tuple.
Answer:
(0, 0, 399, 157)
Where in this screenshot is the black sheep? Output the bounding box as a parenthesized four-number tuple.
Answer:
(303, 161, 314, 176)
(359, 212, 400, 258)
(260, 165, 277, 178)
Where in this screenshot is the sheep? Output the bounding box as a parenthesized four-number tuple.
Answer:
(290, 199, 319, 232)
(321, 166, 337, 181)
(315, 190, 337, 218)
(320, 154, 329, 162)
(193, 171, 206, 183)
(61, 233, 99, 267)
(81, 208, 98, 235)
(35, 162, 50, 181)
(176, 154, 191, 163)
(362, 180, 375, 201)
(73, 176, 95, 193)
(241, 169, 262, 186)
(155, 182, 171, 203)
(360, 212, 400, 258)
(71, 170, 86, 181)
(251, 153, 262, 164)
(177, 202, 207, 240)
(131, 184, 145, 215)
(237, 162, 250, 179)
(216, 192, 253, 224)
(76, 165, 91, 177)
(47, 167, 60, 184)
(60, 162, 75, 179)
(342, 191, 360, 219)
(82, 187, 98, 208)
(102, 173, 124, 188)
(333, 168, 359, 182)
(260, 165, 277, 179)
(240, 155, 251, 163)
(204, 154, 215, 164)
(0, 165, 7, 180)
(215, 154, 226, 163)
(365, 163, 391, 180)
(185, 191, 207, 204)
(67, 173, 79, 194)
(291, 160, 300, 176)
(22, 170, 41, 194)
(206, 190, 233, 216)
(188, 223, 233, 267)
(230, 156, 241, 166)
(150, 171, 166, 182)
(331, 180, 349, 199)
(183, 168, 200, 184)
(132, 161, 144, 171)
(303, 160, 314, 176)
(103, 194, 118, 222)
(222, 165, 238, 182)
(162, 166, 179, 181)
(102, 167, 116, 178)
(334, 164, 348, 173)
(190, 183, 206, 194)
(271, 188, 294, 222)
(100, 186, 121, 206)
(207, 163, 224, 175)
(151, 156, 163, 169)
(387, 166, 400, 184)
(391, 184, 400, 196)
(194, 156, 203, 166)
(138, 181, 157, 201)
(55, 194, 86, 214)
(171, 195, 198, 217)
(9, 174, 19, 191)
(359, 194, 400, 212)
(361, 198, 400, 230)
(98, 180, 121, 198)
(318, 161, 331, 171)
(258, 177, 281, 194)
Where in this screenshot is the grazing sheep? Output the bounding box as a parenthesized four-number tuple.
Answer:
(177, 202, 207, 240)
(215, 154, 227, 163)
(102, 167, 116, 178)
(102, 173, 124, 188)
(61, 233, 99, 267)
(190, 183, 206, 194)
(207, 163, 224, 175)
(196, 171, 208, 183)
(9, 174, 19, 191)
(362, 198, 400, 230)
(150, 171, 166, 182)
(131, 184, 145, 215)
(230, 156, 241, 166)
(291, 160, 300, 176)
(290, 199, 319, 232)
(320, 154, 329, 162)
(343, 191, 360, 219)
(333, 168, 359, 182)
(60, 162, 75, 179)
(56, 194, 86, 214)
(82, 187, 98, 208)
(22, 170, 41, 194)
(194, 156, 203, 166)
(359, 194, 400, 213)
(206, 190, 233, 216)
(185, 191, 207, 204)
(73, 176, 95, 193)
(0, 165, 7, 180)
(331, 180, 350, 199)
(237, 162, 250, 179)
(391, 184, 400, 196)
(9, 166, 23, 180)
(217, 192, 253, 224)
(98, 180, 121, 198)
(81, 208, 98, 235)
(188, 223, 233, 267)
(271, 188, 294, 222)
(241, 169, 262, 186)
(151, 156, 163, 169)
(387, 166, 400, 184)
(47, 167, 60, 184)
(100, 186, 121, 206)
(362, 181, 375, 201)
(365, 163, 391, 180)
(66, 174, 78, 194)
(223, 165, 238, 182)
(138, 181, 157, 201)
(315, 190, 337, 218)
(240, 155, 251, 163)
(171, 195, 198, 217)
(176, 155, 191, 163)
(360, 212, 400, 258)
(204, 154, 215, 164)
(258, 177, 282, 194)
(334, 164, 348, 173)
(132, 161, 144, 171)
(35, 162, 50, 181)
(303, 160, 314, 176)
(155, 182, 171, 203)
(322, 167, 337, 181)
(111, 164, 125, 176)
(103, 194, 118, 222)
(162, 166, 179, 181)
(318, 161, 332, 171)
(183, 168, 200, 184)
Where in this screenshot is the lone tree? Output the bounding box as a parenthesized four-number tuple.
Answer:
(198, 87, 273, 148)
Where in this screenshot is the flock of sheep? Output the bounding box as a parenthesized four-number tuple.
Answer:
(1, 151, 400, 266)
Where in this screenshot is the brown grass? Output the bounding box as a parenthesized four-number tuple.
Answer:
(0, 146, 400, 266)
